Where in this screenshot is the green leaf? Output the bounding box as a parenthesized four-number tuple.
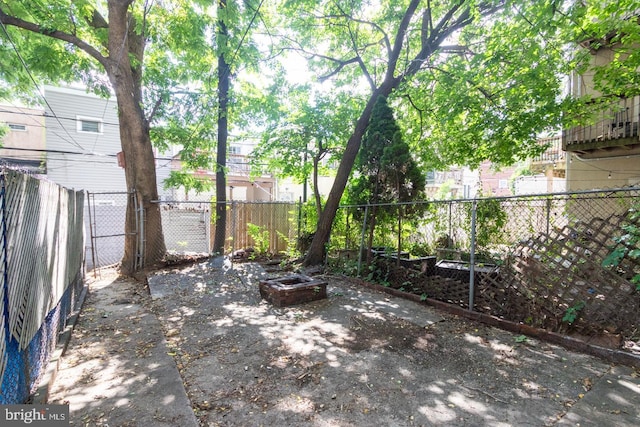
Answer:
(602, 247, 627, 268)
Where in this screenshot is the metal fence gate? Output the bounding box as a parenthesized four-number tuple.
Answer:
(86, 191, 139, 270)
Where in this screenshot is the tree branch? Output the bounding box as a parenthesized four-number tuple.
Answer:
(404, 93, 425, 134)
(405, 1, 505, 78)
(385, 0, 421, 83)
(316, 11, 392, 58)
(147, 94, 165, 123)
(427, 64, 499, 104)
(0, 7, 109, 69)
(318, 57, 360, 82)
(335, 4, 376, 90)
(87, 8, 109, 29)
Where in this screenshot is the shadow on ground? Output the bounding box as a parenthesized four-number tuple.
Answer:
(147, 259, 639, 427)
(49, 259, 640, 426)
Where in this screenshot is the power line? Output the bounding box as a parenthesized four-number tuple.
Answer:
(0, 20, 88, 153)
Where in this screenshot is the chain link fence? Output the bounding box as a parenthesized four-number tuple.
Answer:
(330, 187, 639, 343)
(87, 188, 639, 344)
(85, 191, 131, 269)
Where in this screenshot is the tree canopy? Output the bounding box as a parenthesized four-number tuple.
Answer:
(276, 0, 584, 265)
(0, 0, 271, 272)
(2, 0, 638, 270)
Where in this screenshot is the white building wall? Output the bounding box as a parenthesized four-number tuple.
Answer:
(514, 175, 566, 195)
(44, 86, 126, 195)
(45, 86, 172, 200)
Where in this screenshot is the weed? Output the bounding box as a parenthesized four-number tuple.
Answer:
(562, 301, 586, 324)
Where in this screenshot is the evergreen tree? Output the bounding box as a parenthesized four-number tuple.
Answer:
(352, 95, 425, 263)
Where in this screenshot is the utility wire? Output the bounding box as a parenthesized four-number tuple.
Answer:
(0, 19, 89, 154)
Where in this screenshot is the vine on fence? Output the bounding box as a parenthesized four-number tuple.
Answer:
(602, 204, 640, 290)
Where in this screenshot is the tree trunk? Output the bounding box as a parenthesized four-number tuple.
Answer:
(365, 204, 378, 266)
(304, 89, 385, 266)
(115, 92, 165, 275)
(107, 1, 165, 275)
(397, 205, 402, 268)
(312, 155, 322, 218)
(213, 0, 230, 255)
(302, 2, 481, 267)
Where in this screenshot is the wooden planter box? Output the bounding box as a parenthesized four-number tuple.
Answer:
(435, 260, 498, 284)
(259, 274, 328, 307)
(399, 256, 437, 275)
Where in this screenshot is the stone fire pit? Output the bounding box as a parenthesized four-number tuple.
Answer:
(259, 274, 328, 307)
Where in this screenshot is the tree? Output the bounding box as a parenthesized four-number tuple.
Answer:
(280, 1, 575, 266)
(214, 0, 231, 255)
(0, 1, 218, 275)
(251, 84, 358, 217)
(350, 95, 424, 263)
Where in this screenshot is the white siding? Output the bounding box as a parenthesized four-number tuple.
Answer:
(44, 86, 126, 194)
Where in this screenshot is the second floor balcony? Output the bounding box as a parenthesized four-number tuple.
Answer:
(531, 135, 564, 164)
(562, 96, 640, 158)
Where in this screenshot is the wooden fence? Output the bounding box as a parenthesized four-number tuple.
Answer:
(225, 201, 299, 254)
(158, 201, 300, 256)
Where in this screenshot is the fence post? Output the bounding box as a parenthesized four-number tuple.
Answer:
(357, 205, 369, 277)
(468, 199, 477, 311)
(297, 197, 302, 249)
(545, 197, 552, 235)
(86, 192, 98, 277)
(448, 201, 453, 246)
(136, 190, 145, 270)
(231, 201, 237, 255)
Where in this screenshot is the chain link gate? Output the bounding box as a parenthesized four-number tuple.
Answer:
(86, 190, 141, 271)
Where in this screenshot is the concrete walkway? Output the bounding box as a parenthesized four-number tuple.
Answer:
(47, 270, 198, 427)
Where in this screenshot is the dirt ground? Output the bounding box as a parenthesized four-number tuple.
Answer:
(49, 258, 640, 426)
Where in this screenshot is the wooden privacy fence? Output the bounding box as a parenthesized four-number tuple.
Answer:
(225, 201, 299, 254)
(158, 201, 299, 255)
(0, 169, 85, 404)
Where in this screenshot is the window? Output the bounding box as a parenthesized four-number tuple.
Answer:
(8, 123, 26, 131)
(498, 179, 508, 189)
(229, 146, 241, 155)
(76, 116, 103, 134)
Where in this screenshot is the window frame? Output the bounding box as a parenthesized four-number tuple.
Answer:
(8, 123, 27, 131)
(76, 116, 104, 134)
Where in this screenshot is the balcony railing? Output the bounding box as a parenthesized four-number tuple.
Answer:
(228, 153, 250, 175)
(531, 136, 564, 164)
(563, 96, 640, 154)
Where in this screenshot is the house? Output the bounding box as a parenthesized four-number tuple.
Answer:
(44, 86, 172, 199)
(516, 136, 567, 195)
(562, 38, 640, 191)
(477, 161, 517, 197)
(0, 104, 46, 174)
(168, 143, 276, 202)
(425, 167, 478, 199)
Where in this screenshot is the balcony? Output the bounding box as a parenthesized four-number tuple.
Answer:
(562, 97, 640, 158)
(531, 136, 564, 164)
(227, 153, 250, 176)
